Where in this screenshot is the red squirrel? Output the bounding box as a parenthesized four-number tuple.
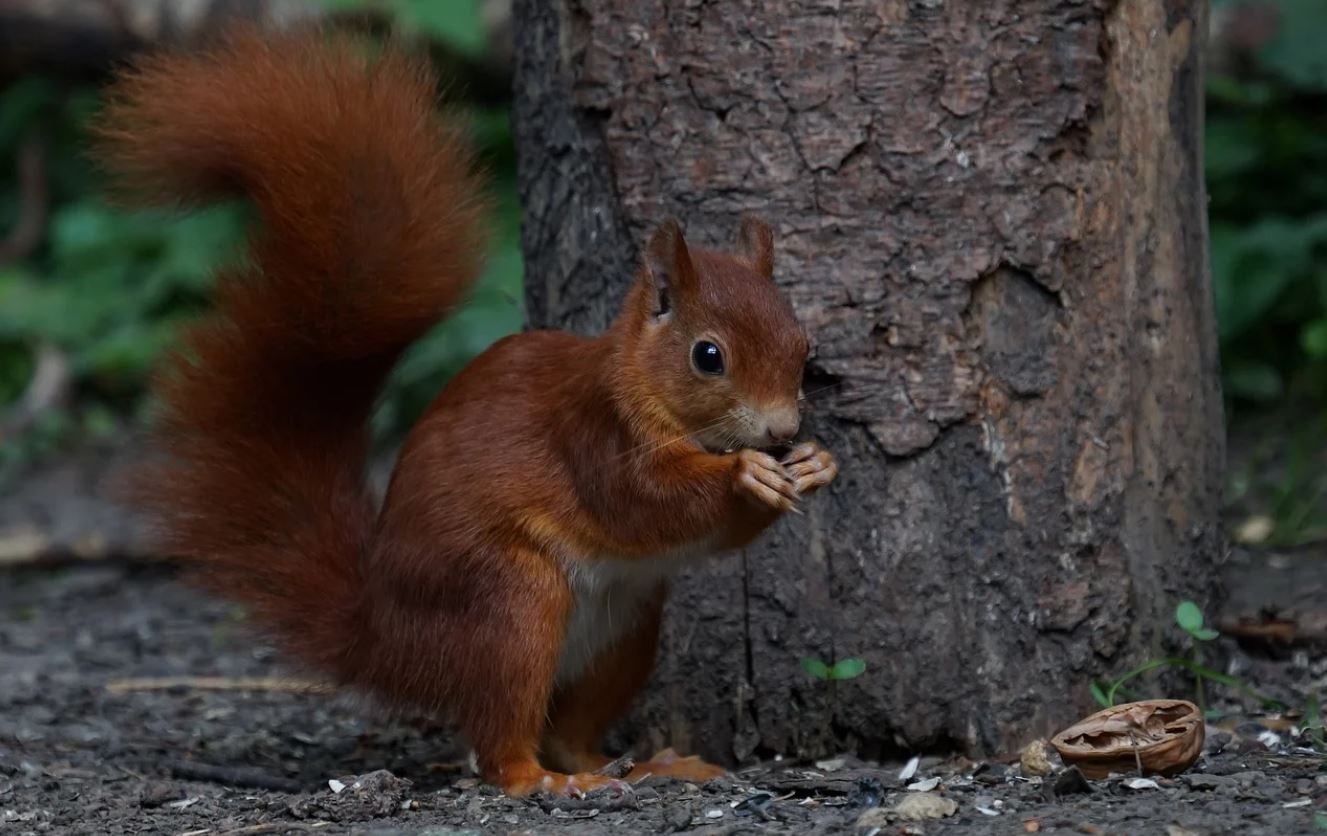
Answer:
(96, 25, 837, 796)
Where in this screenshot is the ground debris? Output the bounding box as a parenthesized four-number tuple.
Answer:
(287, 770, 413, 821)
(856, 791, 958, 828)
(4, 562, 1325, 834)
(1046, 766, 1093, 799)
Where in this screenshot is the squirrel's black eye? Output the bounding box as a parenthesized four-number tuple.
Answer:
(691, 340, 724, 376)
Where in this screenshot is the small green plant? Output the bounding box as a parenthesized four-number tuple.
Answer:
(800, 656, 866, 682)
(1090, 600, 1282, 712)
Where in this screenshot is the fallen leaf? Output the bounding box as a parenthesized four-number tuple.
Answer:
(906, 776, 941, 792)
(1051, 700, 1204, 779)
(1024, 821, 1042, 833)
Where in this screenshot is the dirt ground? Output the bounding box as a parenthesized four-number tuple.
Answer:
(1, 558, 1325, 836)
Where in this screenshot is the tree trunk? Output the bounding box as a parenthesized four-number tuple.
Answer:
(513, 0, 1223, 762)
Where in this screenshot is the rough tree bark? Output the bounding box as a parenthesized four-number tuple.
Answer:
(513, 0, 1223, 762)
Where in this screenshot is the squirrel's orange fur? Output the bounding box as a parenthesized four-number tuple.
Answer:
(97, 25, 837, 796)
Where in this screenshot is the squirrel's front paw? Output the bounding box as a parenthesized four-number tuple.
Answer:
(781, 441, 838, 497)
(734, 449, 798, 513)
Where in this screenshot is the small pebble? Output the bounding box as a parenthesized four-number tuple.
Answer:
(1228, 771, 1266, 787)
(1202, 730, 1232, 754)
(1049, 767, 1092, 798)
(975, 764, 1008, 786)
(665, 805, 691, 831)
(1185, 774, 1234, 791)
(138, 783, 182, 809)
(703, 777, 734, 793)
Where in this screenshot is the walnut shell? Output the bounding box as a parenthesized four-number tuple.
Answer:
(1050, 699, 1204, 780)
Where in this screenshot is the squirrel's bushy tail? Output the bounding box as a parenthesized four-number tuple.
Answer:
(96, 25, 488, 679)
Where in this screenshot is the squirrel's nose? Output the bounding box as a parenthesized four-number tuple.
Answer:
(764, 408, 801, 446)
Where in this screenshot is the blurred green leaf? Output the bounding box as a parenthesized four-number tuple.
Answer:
(0, 77, 57, 151)
(1089, 680, 1111, 708)
(828, 658, 867, 680)
(1205, 114, 1262, 180)
(395, 0, 487, 56)
(1260, 0, 1327, 90)
(1301, 319, 1327, 358)
(799, 657, 832, 681)
(1211, 218, 1327, 341)
(313, 0, 487, 55)
(0, 339, 33, 407)
(1223, 361, 1283, 401)
(1175, 600, 1205, 633)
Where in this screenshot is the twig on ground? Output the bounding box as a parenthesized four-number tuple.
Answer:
(105, 676, 331, 695)
(209, 823, 330, 836)
(168, 761, 303, 793)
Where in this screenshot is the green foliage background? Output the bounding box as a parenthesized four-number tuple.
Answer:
(0, 0, 1325, 542)
(1208, 0, 1327, 543)
(0, 1, 523, 479)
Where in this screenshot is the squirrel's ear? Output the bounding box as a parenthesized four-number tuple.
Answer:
(736, 214, 774, 279)
(645, 217, 696, 318)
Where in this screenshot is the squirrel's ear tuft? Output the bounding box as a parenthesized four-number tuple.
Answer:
(645, 217, 696, 318)
(736, 214, 774, 279)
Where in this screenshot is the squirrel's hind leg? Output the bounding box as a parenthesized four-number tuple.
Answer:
(396, 545, 620, 796)
(539, 584, 725, 784)
(540, 585, 665, 775)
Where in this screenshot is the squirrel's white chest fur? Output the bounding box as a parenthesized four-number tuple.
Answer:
(554, 541, 724, 687)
